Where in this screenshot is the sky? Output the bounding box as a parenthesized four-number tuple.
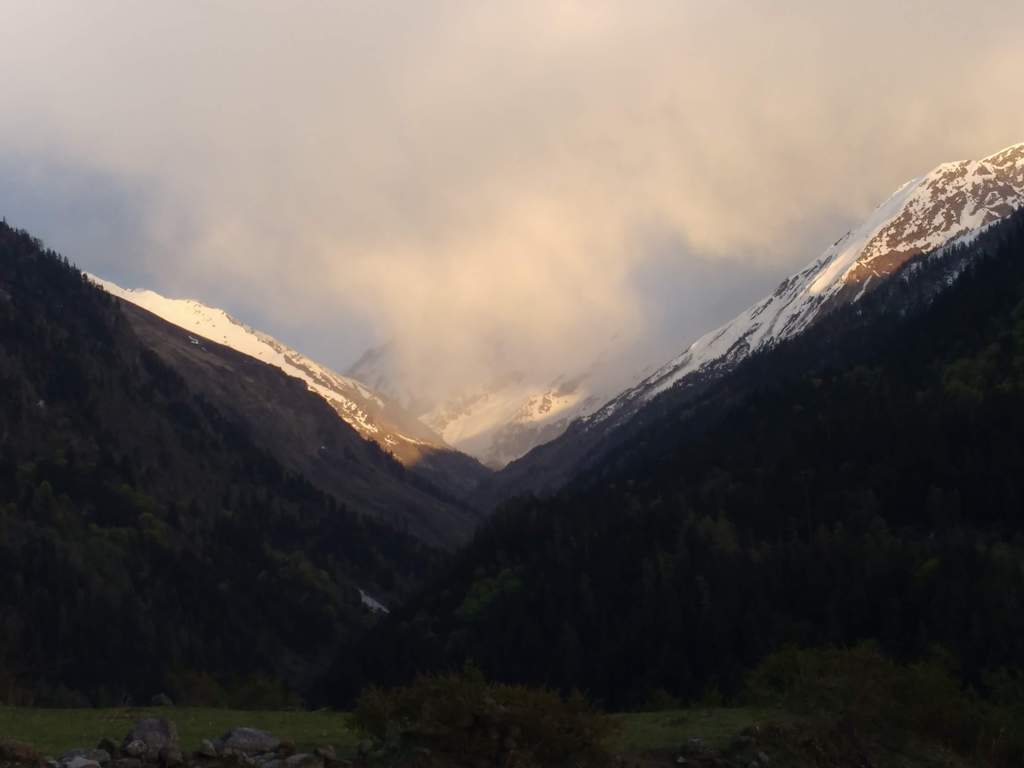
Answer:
(1, 1, 1023, 407)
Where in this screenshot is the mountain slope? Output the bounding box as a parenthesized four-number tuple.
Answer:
(480, 142, 1024, 503)
(89, 279, 491, 499)
(0, 221, 440, 704)
(118, 300, 482, 546)
(333, 207, 1024, 709)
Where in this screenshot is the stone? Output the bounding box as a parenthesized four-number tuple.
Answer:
(312, 747, 334, 762)
(120, 744, 146, 760)
(283, 755, 322, 768)
(157, 747, 182, 768)
(112, 760, 141, 768)
(213, 729, 280, 756)
(63, 758, 99, 768)
(121, 719, 180, 763)
(149, 694, 174, 708)
(0, 740, 40, 764)
(757, 751, 770, 765)
(95, 741, 118, 760)
(276, 741, 295, 758)
(195, 741, 218, 759)
(59, 750, 110, 768)
(260, 761, 282, 768)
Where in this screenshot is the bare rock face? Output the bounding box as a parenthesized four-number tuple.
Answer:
(840, 143, 1024, 295)
(120, 720, 179, 764)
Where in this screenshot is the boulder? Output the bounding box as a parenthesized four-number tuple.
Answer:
(58, 750, 110, 768)
(276, 740, 295, 758)
(0, 740, 40, 764)
(120, 719, 179, 763)
(120, 745, 146, 761)
(149, 694, 174, 708)
(95, 742, 118, 761)
(283, 755, 321, 768)
(194, 741, 218, 759)
(213, 729, 279, 756)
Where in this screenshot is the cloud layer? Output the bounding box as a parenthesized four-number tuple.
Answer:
(1, 1, 1023, 403)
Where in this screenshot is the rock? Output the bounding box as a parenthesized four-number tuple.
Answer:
(0, 740, 40, 764)
(757, 751, 770, 765)
(157, 747, 182, 768)
(312, 747, 334, 762)
(121, 719, 180, 763)
(260, 760, 282, 768)
(112, 760, 141, 768)
(276, 741, 295, 758)
(149, 694, 174, 708)
(120, 744, 146, 760)
(284, 755, 322, 768)
(59, 750, 110, 768)
(213, 729, 280, 756)
(95, 741, 118, 761)
(195, 741, 218, 759)
(63, 758, 98, 768)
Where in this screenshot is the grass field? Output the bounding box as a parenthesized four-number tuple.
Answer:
(0, 706, 360, 755)
(0, 705, 794, 757)
(0, 705, 969, 766)
(611, 707, 799, 753)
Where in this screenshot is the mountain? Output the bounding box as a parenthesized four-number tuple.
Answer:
(421, 371, 608, 470)
(0, 221, 443, 704)
(348, 348, 626, 469)
(479, 142, 1024, 503)
(331, 205, 1024, 709)
(90, 278, 491, 499)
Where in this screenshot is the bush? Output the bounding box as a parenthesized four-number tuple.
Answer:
(352, 666, 616, 767)
(745, 643, 1024, 766)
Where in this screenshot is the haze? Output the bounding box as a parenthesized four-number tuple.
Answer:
(1, 1, 1023, 407)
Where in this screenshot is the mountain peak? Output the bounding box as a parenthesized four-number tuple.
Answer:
(587, 141, 1024, 420)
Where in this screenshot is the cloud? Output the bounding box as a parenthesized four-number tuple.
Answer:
(1, 0, 1022, 402)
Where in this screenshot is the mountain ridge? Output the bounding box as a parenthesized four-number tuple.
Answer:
(478, 141, 1024, 504)
(89, 277, 491, 499)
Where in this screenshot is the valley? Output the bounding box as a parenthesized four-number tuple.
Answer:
(3, 5, 1024, 762)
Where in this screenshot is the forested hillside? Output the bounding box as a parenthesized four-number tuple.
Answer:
(0, 222, 437, 706)
(330, 210, 1024, 709)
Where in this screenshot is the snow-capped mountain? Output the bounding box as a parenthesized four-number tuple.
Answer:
(422, 372, 607, 469)
(589, 141, 1024, 427)
(479, 142, 1024, 503)
(89, 277, 490, 494)
(348, 348, 623, 469)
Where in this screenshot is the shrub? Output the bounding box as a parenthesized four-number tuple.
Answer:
(745, 643, 1024, 766)
(352, 666, 616, 767)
